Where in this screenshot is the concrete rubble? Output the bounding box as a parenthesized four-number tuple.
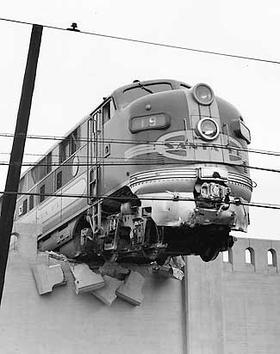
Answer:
(69, 263, 105, 294)
(116, 271, 145, 306)
(152, 264, 173, 278)
(30, 250, 185, 305)
(99, 261, 130, 280)
(152, 256, 185, 280)
(92, 275, 124, 306)
(31, 263, 66, 295)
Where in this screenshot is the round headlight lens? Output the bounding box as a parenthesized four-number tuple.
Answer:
(197, 118, 219, 140)
(193, 83, 214, 105)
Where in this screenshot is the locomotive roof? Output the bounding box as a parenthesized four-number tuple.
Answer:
(18, 79, 192, 183)
(111, 79, 191, 99)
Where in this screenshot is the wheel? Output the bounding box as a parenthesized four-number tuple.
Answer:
(155, 254, 169, 266)
(200, 247, 220, 262)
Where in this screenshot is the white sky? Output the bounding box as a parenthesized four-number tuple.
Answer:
(0, 0, 279, 240)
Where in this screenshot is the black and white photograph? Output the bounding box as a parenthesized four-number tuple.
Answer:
(0, 1, 279, 353)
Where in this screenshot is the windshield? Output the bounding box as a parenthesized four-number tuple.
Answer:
(118, 83, 172, 108)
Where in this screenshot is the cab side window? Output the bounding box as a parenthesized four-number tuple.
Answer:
(102, 98, 116, 124)
(59, 127, 80, 163)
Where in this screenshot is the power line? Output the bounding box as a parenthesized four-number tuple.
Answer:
(0, 16, 279, 66)
(1, 190, 280, 211)
(0, 159, 279, 174)
(1, 132, 280, 158)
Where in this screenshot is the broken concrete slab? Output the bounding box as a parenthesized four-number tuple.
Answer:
(92, 275, 123, 306)
(31, 263, 66, 295)
(170, 256, 186, 269)
(171, 267, 184, 280)
(152, 264, 184, 280)
(70, 263, 105, 294)
(116, 271, 145, 306)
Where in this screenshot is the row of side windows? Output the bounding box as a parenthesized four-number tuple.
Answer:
(223, 248, 277, 266)
(30, 127, 80, 186)
(38, 171, 63, 204)
(20, 99, 115, 193)
(18, 100, 115, 215)
(18, 195, 34, 216)
(59, 129, 80, 164)
(18, 170, 64, 217)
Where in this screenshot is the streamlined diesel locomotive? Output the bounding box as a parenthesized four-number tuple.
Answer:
(14, 79, 252, 263)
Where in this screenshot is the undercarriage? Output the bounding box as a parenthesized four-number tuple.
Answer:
(38, 182, 236, 264)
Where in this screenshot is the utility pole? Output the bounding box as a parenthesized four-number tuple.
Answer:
(0, 24, 43, 305)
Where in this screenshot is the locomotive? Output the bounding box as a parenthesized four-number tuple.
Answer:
(14, 79, 252, 264)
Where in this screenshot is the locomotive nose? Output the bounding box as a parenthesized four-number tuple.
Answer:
(127, 89, 189, 134)
(128, 83, 222, 144)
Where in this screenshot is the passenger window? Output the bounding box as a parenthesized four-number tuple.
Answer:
(70, 128, 79, 155)
(59, 127, 80, 163)
(39, 185, 45, 203)
(29, 195, 34, 211)
(59, 140, 70, 163)
(103, 100, 113, 124)
(56, 171, 62, 190)
(22, 199, 28, 215)
(46, 152, 52, 174)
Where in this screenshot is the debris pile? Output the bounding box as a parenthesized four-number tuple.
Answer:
(152, 256, 185, 281)
(31, 251, 185, 306)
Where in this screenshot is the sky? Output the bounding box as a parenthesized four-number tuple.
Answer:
(0, 0, 279, 240)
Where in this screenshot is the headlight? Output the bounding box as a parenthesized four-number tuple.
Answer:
(196, 118, 219, 140)
(192, 83, 214, 105)
(130, 113, 170, 133)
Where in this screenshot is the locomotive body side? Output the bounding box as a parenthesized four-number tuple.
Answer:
(14, 79, 252, 263)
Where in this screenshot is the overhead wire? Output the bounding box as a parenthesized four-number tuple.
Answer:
(1, 18, 278, 159)
(0, 132, 280, 158)
(1, 190, 280, 211)
(0, 159, 279, 174)
(0, 19, 279, 230)
(0, 18, 279, 160)
(1, 143, 280, 159)
(0, 16, 279, 65)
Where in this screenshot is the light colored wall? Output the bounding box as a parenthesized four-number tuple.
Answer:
(0, 223, 186, 354)
(222, 238, 280, 354)
(186, 238, 280, 354)
(2, 224, 280, 354)
(184, 255, 224, 354)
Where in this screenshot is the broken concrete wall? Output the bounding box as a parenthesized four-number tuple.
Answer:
(2, 223, 280, 354)
(0, 223, 186, 354)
